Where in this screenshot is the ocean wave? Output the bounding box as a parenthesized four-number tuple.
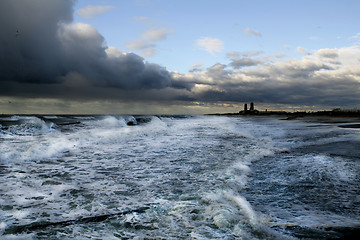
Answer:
(1, 115, 359, 239)
(1, 116, 56, 136)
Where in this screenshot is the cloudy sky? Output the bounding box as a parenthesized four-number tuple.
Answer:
(1, 0, 360, 114)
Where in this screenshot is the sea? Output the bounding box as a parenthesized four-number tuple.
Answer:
(0, 114, 359, 240)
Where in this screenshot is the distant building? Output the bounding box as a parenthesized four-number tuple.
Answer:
(240, 102, 259, 115)
(250, 102, 254, 111)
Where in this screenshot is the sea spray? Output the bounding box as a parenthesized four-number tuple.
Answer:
(0, 115, 359, 239)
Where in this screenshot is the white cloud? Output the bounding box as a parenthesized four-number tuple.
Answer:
(127, 40, 156, 57)
(241, 50, 263, 57)
(337, 46, 360, 66)
(226, 51, 264, 69)
(196, 37, 224, 55)
(226, 51, 239, 58)
(244, 28, 262, 37)
(142, 28, 172, 41)
(77, 5, 114, 19)
(316, 48, 338, 59)
(58, 23, 105, 52)
(349, 32, 360, 45)
(283, 45, 291, 50)
(296, 46, 307, 54)
(105, 46, 128, 58)
(126, 28, 173, 57)
(189, 62, 204, 72)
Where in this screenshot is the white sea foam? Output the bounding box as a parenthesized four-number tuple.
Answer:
(295, 154, 357, 183)
(0, 134, 76, 162)
(96, 116, 127, 128)
(0, 115, 21, 121)
(43, 115, 59, 119)
(204, 189, 293, 240)
(1, 115, 359, 239)
(4, 117, 55, 136)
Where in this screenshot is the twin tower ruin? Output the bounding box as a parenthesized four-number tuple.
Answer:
(244, 102, 255, 112)
(240, 102, 259, 114)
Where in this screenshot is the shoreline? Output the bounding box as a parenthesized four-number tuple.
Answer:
(1, 112, 360, 129)
(209, 111, 360, 129)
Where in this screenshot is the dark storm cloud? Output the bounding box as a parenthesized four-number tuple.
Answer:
(0, 0, 73, 83)
(0, 0, 175, 100)
(57, 23, 172, 89)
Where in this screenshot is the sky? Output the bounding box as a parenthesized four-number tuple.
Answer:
(1, 0, 360, 114)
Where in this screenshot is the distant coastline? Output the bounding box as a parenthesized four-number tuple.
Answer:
(209, 102, 360, 119)
(208, 102, 360, 129)
(209, 108, 360, 129)
(209, 109, 360, 119)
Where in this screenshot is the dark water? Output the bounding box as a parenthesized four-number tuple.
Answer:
(0, 115, 359, 239)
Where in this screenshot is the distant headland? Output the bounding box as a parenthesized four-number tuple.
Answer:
(210, 102, 360, 119)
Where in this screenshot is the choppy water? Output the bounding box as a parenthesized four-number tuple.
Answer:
(0, 115, 359, 239)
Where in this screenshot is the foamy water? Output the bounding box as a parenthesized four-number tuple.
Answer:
(0, 115, 359, 239)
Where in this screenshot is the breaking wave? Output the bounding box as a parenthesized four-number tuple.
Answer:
(1, 115, 359, 239)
